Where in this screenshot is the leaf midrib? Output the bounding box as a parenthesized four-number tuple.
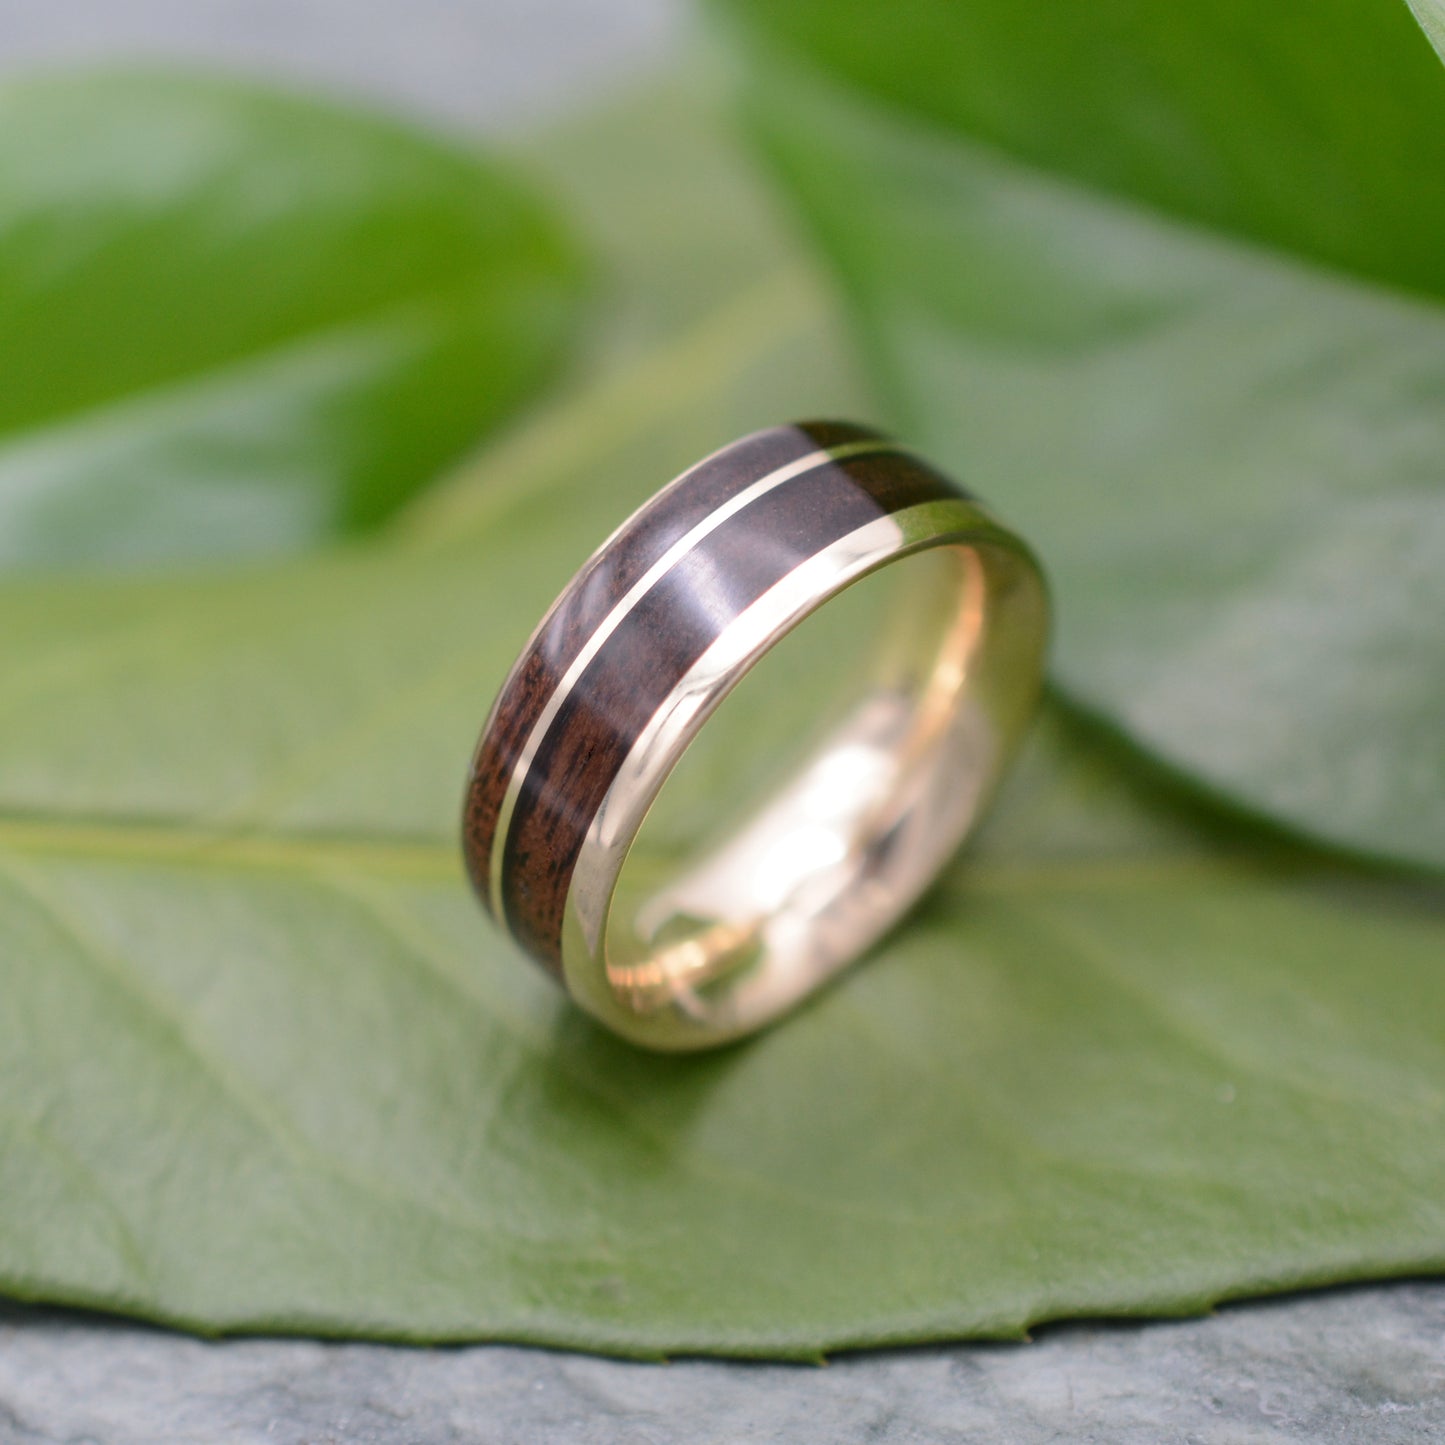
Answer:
(0, 807, 1295, 894)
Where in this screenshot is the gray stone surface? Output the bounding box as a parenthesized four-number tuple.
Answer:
(0, 0, 683, 133)
(1, 1285, 1443, 1443)
(0, 2, 1440, 1439)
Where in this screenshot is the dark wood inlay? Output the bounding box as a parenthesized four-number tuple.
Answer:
(461, 421, 883, 917)
(492, 439, 965, 971)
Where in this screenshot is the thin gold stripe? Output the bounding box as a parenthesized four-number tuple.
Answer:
(487, 436, 903, 922)
(565, 507, 920, 956)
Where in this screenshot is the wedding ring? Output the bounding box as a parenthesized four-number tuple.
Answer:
(461, 421, 1048, 1050)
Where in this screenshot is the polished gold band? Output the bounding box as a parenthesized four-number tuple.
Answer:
(461, 422, 1049, 1050)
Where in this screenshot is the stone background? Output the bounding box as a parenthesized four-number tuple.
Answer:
(0, 2, 1440, 1438)
(0, 0, 682, 131)
(2, 1287, 1443, 1444)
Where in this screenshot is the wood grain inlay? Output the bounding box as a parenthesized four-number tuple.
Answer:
(461, 421, 969, 974)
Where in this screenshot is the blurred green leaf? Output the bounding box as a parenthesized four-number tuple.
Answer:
(0, 69, 584, 571)
(714, 0, 1445, 871)
(1410, 0, 1445, 58)
(0, 84, 1441, 1357)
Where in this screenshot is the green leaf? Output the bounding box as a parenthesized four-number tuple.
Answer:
(0, 69, 584, 572)
(713, 0, 1445, 871)
(1410, 0, 1445, 59)
(2, 599, 1442, 1355)
(1, 83, 1442, 1358)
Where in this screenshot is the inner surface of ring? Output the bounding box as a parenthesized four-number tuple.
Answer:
(600, 541, 1016, 1031)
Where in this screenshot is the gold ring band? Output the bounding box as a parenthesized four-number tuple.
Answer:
(461, 421, 1049, 1050)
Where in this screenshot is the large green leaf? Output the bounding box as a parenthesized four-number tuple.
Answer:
(1, 84, 1442, 1358)
(715, 0, 1445, 872)
(0, 69, 583, 571)
(2, 571, 1442, 1357)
